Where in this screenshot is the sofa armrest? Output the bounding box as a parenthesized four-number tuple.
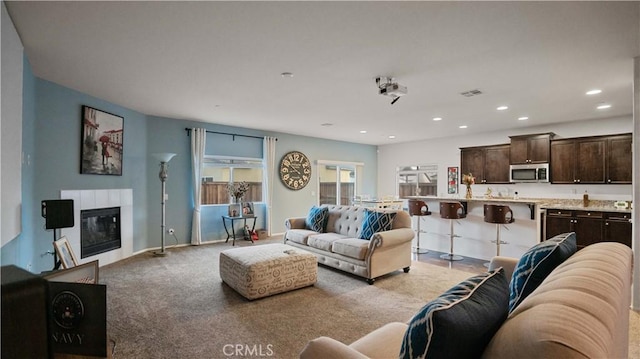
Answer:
(369, 228, 415, 250)
(286, 217, 307, 230)
(299, 337, 370, 359)
(488, 256, 518, 280)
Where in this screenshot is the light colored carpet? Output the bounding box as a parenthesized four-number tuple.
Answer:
(101, 237, 640, 359)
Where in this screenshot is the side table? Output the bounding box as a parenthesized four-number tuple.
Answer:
(221, 215, 257, 246)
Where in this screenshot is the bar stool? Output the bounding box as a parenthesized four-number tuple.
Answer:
(439, 201, 466, 261)
(483, 204, 514, 261)
(408, 199, 431, 254)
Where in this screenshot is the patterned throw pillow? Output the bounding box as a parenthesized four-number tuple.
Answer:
(305, 206, 328, 233)
(358, 210, 396, 240)
(399, 269, 509, 359)
(508, 232, 577, 313)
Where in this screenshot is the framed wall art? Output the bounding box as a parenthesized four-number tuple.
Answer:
(447, 166, 459, 194)
(80, 105, 124, 175)
(53, 236, 78, 269)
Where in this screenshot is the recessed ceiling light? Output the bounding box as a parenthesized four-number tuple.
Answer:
(597, 104, 611, 110)
(586, 89, 602, 95)
(281, 72, 294, 78)
(321, 123, 333, 127)
(388, 135, 396, 139)
(496, 106, 509, 111)
(459, 125, 468, 129)
(432, 117, 442, 121)
(360, 130, 367, 134)
(518, 116, 529, 121)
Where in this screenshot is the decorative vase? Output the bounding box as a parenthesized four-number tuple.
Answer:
(465, 185, 473, 199)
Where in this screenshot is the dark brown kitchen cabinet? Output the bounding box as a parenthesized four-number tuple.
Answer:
(607, 134, 632, 184)
(544, 209, 631, 249)
(550, 133, 631, 184)
(604, 212, 632, 247)
(460, 144, 510, 184)
(509, 133, 554, 164)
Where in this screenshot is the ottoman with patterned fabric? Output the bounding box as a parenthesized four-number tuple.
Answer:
(219, 243, 317, 300)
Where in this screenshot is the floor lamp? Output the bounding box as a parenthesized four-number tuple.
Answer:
(152, 153, 176, 257)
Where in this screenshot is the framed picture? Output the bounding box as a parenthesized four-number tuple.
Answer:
(242, 202, 254, 216)
(228, 203, 242, 217)
(81, 105, 124, 175)
(44, 260, 99, 284)
(53, 236, 78, 269)
(447, 166, 459, 194)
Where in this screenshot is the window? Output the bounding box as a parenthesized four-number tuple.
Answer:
(201, 156, 263, 205)
(397, 165, 438, 198)
(317, 161, 362, 205)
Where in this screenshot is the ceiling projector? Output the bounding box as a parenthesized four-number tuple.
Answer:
(379, 82, 407, 97)
(376, 77, 407, 104)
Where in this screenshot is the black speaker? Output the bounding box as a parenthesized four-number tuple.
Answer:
(41, 199, 75, 229)
(1, 265, 52, 359)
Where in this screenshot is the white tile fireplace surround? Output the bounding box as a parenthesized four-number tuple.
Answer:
(60, 189, 133, 267)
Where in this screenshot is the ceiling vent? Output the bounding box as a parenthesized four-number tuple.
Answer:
(460, 89, 483, 97)
(376, 77, 407, 105)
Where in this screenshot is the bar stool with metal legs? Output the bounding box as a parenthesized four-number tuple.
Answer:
(408, 199, 431, 254)
(439, 201, 466, 261)
(483, 204, 514, 265)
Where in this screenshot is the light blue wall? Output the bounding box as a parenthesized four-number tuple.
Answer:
(24, 79, 149, 273)
(145, 117, 378, 244)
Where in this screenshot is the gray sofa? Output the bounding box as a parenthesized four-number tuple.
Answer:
(299, 241, 633, 359)
(284, 205, 414, 284)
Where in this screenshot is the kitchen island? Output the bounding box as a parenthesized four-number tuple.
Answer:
(406, 196, 543, 261)
(405, 196, 632, 261)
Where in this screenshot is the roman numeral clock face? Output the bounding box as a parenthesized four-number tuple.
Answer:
(279, 151, 311, 190)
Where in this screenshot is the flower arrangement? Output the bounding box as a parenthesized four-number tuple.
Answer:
(227, 181, 250, 202)
(462, 173, 475, 199)
(462, 173, 475, 186)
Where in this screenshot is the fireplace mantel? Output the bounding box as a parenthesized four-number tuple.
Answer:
(60, 189, 133, 267)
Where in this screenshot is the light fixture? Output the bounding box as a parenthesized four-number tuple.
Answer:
(459, 125, 468, 129)
(586, 89, 602, 95)
(432, 117, 442, 121)
(152, 152, 176, 257)
(388, 135, 396, 139)
(359, 130, 367, 134)
(496, 106, 509, 111)
(281, 72, 294, 78)
(518, 116, 529, 121)
(597, 104, 612, 110)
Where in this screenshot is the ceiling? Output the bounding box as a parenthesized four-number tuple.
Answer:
(5, 1, 639, 145)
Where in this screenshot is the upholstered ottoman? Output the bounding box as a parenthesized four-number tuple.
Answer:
(219, 244, 317, 300)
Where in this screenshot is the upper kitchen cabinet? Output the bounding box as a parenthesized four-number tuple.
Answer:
(606, 134, 633, 184)
(550, 133, 632, 184)
(509, 133, 555, 164)
(460, 144, 510, 184)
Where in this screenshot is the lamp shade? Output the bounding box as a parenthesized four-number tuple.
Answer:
(152, 153, 176, 163)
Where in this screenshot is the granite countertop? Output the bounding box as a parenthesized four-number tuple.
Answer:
(405, 196, 632, 213)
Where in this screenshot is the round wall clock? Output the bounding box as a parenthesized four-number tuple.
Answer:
(279, 151, 311, 190)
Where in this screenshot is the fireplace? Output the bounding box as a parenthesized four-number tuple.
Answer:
(81, 207, 121, 258)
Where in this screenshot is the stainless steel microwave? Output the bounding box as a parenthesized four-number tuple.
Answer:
(509, 163, 549, 183)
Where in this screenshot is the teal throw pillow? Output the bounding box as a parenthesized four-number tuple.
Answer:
(305, 206, 328, 233)
(509, 232, 577, 313)
(399, 269, 509, 359)
(358, 210, 396, 240)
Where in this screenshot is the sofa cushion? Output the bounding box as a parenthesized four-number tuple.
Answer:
(508, 232, 576, 313)
(399, 269, 509, 359)
(331, 238, 369, 260)
(306, 206, 329, 232)
(285, 229, 318, 245)
(308, 233, 348, 252)
(358, 210, 396, 240)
